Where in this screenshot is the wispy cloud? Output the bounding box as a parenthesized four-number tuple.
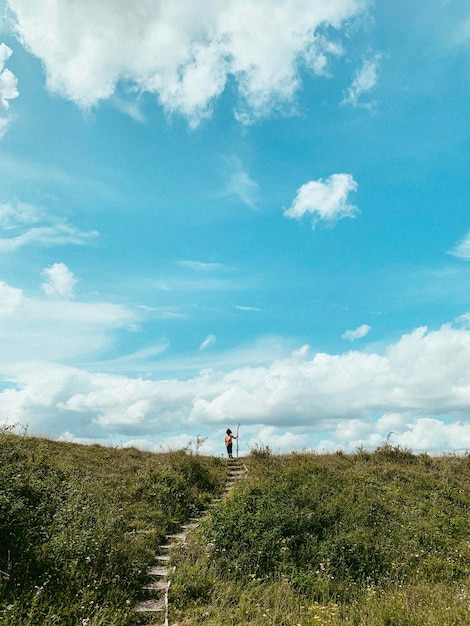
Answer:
(178, 260, 230, 272)
(199, 334, 216, 350)
(234, 304, 262, 312)
(284, 173, 358, 227)
(91, 342, 171, 374)
(0, 276, 139, 364)
(342, 53, 382, 109)
(0, 201, 98, 251)
(448, 231, 470, 260)
(222, 155, 259, 209)
(342, 324, 371, 341)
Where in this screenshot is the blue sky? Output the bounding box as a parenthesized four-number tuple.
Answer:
(1, 0, 470, 455)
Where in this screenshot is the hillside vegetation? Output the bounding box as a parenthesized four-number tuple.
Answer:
(170, 445, 470, 625)
(0, 429, 226, 625)
(1, 430, 470, 625)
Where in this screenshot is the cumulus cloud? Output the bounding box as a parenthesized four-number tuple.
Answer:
(0, 43, 19, 136)
(41, 262, 78, 299)
(448, 230, 470, 260)
(342, 323, 371, 341)
(342, 53, 381, 108)
(284, 173, 358, 226)
(3, 321, 470, 453)
(7, 0, 368, 125)
(248, 426, 306, 451)
(0, 201, 98, 251)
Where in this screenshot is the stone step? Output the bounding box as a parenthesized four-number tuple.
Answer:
(155, 554, 170, 563)
(166, 532, 186, 542)
(134, 598, 165, 613)
(148, 565, 169, 577)
(143, 580, 168, 592)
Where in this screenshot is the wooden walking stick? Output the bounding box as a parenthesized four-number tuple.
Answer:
(236, 423, 240, 459)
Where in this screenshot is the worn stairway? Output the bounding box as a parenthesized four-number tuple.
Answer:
(133, 457, 247, 626)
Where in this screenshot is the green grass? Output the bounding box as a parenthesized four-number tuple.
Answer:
(0, 428, 226, 625)
(169, 444, 470, 625)
(2, 431, 470, 625)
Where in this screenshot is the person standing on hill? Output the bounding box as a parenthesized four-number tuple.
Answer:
(224, 428, 238, 458)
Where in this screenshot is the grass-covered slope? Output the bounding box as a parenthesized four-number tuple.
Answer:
(170, 445, 470, 625)
(2, 431, 470, 625)
(0, 430, 226, 626)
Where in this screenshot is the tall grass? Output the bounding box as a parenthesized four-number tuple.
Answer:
(0, 429, 226, 626)
(170, 445, 470, 625)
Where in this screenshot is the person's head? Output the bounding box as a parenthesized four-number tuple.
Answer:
(226, 428, 232, 435)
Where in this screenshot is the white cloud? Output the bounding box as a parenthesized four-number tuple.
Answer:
(234, 304, 262, 312)
(0, 281, 23, 315)
(6, 0, 368, 125)
(2, 324, 470, 444)
(157, 433, 194, 452)
(456, 312, 470, 327)
(222, 156, 259, 208)
(41, 262, 78, 299)
(3, 305, 470, 453)
(0, 201, 98, 251)
(292, 344, 310, 358)
(0, 278, 139, 363)
(448, 231, 470, 260)
(248, 426, 306, 452)
(200, 334, 216, 351)
(0, 44, 18, 109)
(0, 224, 98, 251)
(342, 53, 381, 108)
(342, 323, 371, 341)
(393, 418, 470, 453)
(178, 260, 229, 272)
(0, 43, 19, 136)
(284, 173, 358, 226)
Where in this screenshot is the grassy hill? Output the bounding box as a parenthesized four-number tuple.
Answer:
(170, 445, 470, 625)
(1, 430, 469, 625)
(0, 429, 226, 625)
